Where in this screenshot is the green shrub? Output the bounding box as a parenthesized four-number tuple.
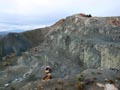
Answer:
(78, 77, 84, 82)
(10, 86, 16, 90)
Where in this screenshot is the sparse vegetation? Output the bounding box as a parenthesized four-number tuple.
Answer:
(10, 86, 16, 90)
(78, 76, 84, 82)
(76, 82, 84, 90)
(116, 76, 120, 80)
(57, 79, 63, 85)
(37, 84, 43, 90)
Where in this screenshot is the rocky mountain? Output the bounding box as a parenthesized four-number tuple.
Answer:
(0, 14, 120, 90)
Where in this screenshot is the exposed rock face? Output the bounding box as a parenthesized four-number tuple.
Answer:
(0, 14, 120, 89)
(45, 14, 120, 69)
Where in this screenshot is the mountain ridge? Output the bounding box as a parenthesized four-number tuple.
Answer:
(0, 14, 120, 89)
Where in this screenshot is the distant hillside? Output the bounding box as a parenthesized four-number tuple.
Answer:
(0, 32, 8, 36)
(0, 30, 25, 36)
(2, 33, 30, 56)
(0, 27, 50, 59)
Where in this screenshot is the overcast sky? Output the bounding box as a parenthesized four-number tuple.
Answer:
(0, 0, 120, 32)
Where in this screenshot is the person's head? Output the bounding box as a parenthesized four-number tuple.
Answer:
(45, 68, 50, 70)
(109, 80, 114, 84)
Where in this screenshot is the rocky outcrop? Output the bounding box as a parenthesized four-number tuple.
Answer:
(45, 14, 120, 69)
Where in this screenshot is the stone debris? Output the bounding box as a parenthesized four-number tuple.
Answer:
(4, 83, 9, 87)
(96, 83, 118, 90)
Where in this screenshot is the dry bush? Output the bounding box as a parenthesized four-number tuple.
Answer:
(10, 86, 16, 90)
(37, 84, 43, 90)
(57, 79, 63, 85)
(116, 76, 120, 80)
(76, 82, 84, 90)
